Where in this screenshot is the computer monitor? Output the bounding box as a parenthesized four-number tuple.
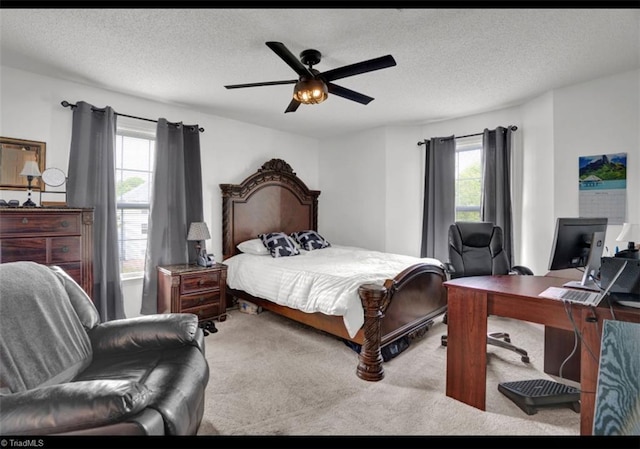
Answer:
(548, 217, 608, 291)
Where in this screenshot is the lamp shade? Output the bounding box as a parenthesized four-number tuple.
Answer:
(187, 222, 211, 241)
(616, 223, 640, 243)
(20, 161, 42, 177)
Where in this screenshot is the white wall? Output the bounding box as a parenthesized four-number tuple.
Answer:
(520, 92, 555, 273)
(318, 128, 386, 251)
(0, 66, 320, 318)
(552, 69, 639, 262)
(384, 125, 425, 257)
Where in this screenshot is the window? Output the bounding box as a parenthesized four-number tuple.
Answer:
(115, 129, 155, 278)
(454, 135, 483, 221)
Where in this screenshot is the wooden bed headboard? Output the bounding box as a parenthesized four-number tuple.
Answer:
(220, 158, 320, 260)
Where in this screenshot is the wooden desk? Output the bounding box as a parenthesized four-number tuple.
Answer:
(542, 270, 584, 382)
(443, 275, 640, 435)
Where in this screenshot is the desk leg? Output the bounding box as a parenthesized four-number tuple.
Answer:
(445, 286, 488, 410)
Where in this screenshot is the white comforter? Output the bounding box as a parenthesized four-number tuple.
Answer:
(223, 245, 443, 338)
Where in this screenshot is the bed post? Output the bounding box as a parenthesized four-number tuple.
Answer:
(357, 283, 389, 381)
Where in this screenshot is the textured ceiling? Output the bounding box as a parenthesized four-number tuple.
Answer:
(1, 8, 639, 139)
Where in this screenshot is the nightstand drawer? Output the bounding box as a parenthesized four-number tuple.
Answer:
(181, 271, 220, 294)
(50, 237, 81, 263)
(190, 304, 221, 321)
(181, 291, 220, 310)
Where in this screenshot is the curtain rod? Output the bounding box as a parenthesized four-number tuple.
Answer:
(417, 125, 517, 146)
(60, 101, 205, 133)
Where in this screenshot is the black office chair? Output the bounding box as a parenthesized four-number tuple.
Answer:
(441, 221, 533, 363)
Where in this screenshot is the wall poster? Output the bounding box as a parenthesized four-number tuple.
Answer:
(578, 152, 627, 225)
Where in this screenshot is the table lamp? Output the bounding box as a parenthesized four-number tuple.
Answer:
(187, 222, 211, 266)
(20, 160, 41, 207)
(615, 223, 640, 259)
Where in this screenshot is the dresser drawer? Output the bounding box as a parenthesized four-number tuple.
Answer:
(0, 238, 47, 263)
(180, 271, 220, 294)
(0, 213, 81, 238)
(181, 290, 220, 310)
(54, 262, 82, 285)
(50, 237, 81, 263)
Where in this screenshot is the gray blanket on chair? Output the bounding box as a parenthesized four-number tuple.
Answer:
(0, 262, 93, 395)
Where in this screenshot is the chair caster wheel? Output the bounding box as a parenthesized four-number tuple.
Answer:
(521, 356, 530, 363)
(441, 335, 448, 347)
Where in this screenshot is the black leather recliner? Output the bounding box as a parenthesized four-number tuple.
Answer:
(441, 221, 534, 363)
(0, 261, 209, 435)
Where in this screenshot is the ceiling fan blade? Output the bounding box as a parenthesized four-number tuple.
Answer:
(327, 83, 374, 105)
(225, 80, 297, 89)
(320, 55, 397, 82)
(266, 41, 314, 78)
(284, 98, 301, 113)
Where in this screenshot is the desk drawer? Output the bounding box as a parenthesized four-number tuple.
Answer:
(181, 271, 220, 294)
(0, 213, 81, 237)
(0, 238, 47, 263)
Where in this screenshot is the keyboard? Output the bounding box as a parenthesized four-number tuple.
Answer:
(538, 286, 602, 306)
(558, 289, 593, 303)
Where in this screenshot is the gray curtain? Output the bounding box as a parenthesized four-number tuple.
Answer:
(420, 136, 456, 261)
(481, 126, 514, 265)
(140, 119, 203, 315)
(67, 101, 125, 322)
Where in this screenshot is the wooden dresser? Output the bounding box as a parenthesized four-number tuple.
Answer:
(0, 207, 94, 299)
(157, 263, 227, 330)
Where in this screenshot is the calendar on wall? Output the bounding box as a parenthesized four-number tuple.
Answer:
(578, 152, 627, 225)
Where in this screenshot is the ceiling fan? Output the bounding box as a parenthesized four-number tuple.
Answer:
(224, 41, 397, 113)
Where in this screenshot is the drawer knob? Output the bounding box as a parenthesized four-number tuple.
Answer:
(22, 217, 28, 224)
(199, 279, 205, 285)
(61, 246, 69, 253)
(61, 220, 69, 228)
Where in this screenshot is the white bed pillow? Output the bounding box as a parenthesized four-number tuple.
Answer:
(237, 238, 270, 256)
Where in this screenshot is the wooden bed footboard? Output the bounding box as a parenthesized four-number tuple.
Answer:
(357, 263, 448, 381)
(227, 262, 448, 382)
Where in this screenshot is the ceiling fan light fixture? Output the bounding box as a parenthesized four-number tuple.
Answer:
(293, 78, 328, 104)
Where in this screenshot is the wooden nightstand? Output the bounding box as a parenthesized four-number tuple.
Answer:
(157, 263, 227, 335)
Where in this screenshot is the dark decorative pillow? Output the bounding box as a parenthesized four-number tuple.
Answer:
(291, 230, 331, 251)
(258, 232, 300, 258)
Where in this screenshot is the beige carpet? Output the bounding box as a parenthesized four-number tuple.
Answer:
(197, 308, 581, 436)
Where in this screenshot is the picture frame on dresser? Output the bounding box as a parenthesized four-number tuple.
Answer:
(0, 137, 46, 191)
